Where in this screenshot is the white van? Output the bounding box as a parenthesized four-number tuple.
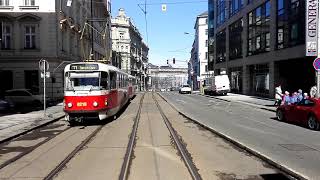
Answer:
(204, 75, 230, 95)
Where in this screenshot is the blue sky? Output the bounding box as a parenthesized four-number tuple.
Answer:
(111, 0, 207, 66)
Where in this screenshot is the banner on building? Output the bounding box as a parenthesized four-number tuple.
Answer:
(306, 0, 318, 56)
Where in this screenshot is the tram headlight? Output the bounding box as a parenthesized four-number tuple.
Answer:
(105, 100, 108, 106)
(67, 102, 73, 108)
(93, 101, 98, 107)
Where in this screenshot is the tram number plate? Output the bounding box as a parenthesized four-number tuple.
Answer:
(77, 102, 87, 107)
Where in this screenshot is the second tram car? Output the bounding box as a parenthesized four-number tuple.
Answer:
(63, 62, 134, 124)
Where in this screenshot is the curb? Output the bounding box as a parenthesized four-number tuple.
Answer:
(0, 114, 65, 144)
(196, 93, 276, 112)
(158, 93, 307, 180)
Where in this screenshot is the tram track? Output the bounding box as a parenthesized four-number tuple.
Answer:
(119, 93, 145, 180)
(0, 117, 69, 170)
(158, 92, 299, 180)
(152, 93, 202, 180)
(43, 124, 105, 180)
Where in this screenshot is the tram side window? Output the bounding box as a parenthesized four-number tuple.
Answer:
(110, 71, 117, 89)
(100, 72, 109, 90)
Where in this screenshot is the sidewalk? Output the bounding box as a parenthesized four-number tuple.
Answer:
(198, 93, 277, 112)
(0, 103, 65, 143)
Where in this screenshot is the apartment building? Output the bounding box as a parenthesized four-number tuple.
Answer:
(0, 0, 112, 100)
(208, 0, 311, 98)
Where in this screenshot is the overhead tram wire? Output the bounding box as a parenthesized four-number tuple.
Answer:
(137, 0, 207, 6)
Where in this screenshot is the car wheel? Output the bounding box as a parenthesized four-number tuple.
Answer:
(276, 109, 285, 121)
(307, 115, 319, 130)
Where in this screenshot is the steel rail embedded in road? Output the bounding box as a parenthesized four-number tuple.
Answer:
(0, 120, 71, 170)
(44, 125, 104, 180)
(152, 93, 202, 180)
(119, 93, 145, 180)
(158, 92, 299, 180)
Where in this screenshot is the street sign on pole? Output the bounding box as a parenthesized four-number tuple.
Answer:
(38, 59, 49, 117)
(39, 59, 49, 72)
(306, 0, 318, 56)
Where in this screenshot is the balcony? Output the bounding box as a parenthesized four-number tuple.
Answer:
(19, 5, 39, 10)
(0, 5, 13, 10)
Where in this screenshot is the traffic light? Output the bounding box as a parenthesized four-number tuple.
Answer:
(167, 59, 169, 64)
(173, 58, 175, 64)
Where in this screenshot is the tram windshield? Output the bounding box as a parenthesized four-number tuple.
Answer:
(65, 72, 109, 91)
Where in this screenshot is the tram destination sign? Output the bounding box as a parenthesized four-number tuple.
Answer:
(70, 64, 99, 70)
(306, 0, 318, 56)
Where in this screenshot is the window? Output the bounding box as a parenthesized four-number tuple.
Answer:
(277, 28, 284, 49)
(25, 25, 36, 49)
(290, 23, 298, 41)
(205, 18, 208, 24)
(217, 0, 227, 26)
(256, 36, 261, 49)
(119, 32, 124, 39)
(205, 52, 208, 59)
(278, 0, 284, 15)
(24, 0, 35, 6)
(216, 30, 226, 63)
(230, 0, 243, 16)
(1, 24, 11, 49)
(24, 70, 39, 94)
(0, 0, 9, 6)
(247, 1, 270, 56)
(276, 0, 304, 49)
(205, 29, 208, 35)
(205, 40, 208, 47)
(265, 33, 270, 50)
(229, 18, 243, 60)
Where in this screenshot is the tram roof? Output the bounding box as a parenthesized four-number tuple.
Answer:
(64, 62, 130, 75)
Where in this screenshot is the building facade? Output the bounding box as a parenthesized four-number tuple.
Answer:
(148, 63, 188, 90)
(208, 0, 312, 98)
(111, 8, 149, 91)
(190, 11, 208, 90)
(0, 0, 112, 100)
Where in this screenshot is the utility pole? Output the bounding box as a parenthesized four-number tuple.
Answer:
(90, 0, 94, 60)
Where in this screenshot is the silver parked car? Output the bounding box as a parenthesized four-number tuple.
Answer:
(4, 89, 43, 107)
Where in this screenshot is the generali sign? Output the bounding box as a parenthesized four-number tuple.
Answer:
(306, 0, 318, 56)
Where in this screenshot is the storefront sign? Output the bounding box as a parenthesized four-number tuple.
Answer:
(306, 0, 318, 56)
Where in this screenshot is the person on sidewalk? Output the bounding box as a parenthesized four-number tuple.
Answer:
(297, 89, 303, 102)
(274, 84, 283, 106)
(310, 85, 317, 98)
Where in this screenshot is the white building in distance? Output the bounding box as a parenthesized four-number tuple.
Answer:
(0, 0, 112, 100)
(111, 8, 149, 90)
(190, 11, 208, 90)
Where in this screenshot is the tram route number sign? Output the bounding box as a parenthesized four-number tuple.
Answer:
(313, 58, 320, 71)
(70, 64, 99, 70)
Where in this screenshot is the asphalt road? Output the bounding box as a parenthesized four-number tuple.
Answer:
(160, 92, 320, 180)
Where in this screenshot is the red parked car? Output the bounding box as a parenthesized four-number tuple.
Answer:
(276, 98, 320, 130)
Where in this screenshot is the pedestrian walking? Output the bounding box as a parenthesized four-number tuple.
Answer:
(274, 84, 283, 106)
(310, 85, 317, 98)
(282, 91, 291, 105)
(297, 89, 303, 102)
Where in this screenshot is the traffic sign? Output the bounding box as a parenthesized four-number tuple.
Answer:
(39, 59, 49, 72)
(313, 58, 320, 70)
(41, 72, 50, 78)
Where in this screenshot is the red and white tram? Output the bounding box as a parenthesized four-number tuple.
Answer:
(63, 62, 134, 124)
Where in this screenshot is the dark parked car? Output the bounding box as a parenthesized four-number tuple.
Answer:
(0, 99, 14, 113)
(276, 98, 320, 130)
